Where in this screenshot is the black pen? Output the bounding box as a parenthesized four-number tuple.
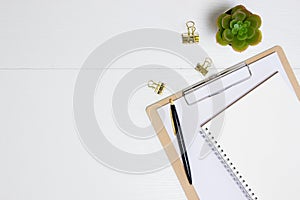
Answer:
(170, 99, 192, 185)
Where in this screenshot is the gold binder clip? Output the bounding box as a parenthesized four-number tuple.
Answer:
(148, 80, 166, 95)
(195, 57, 213, 76)
(182, 21, 200, 44)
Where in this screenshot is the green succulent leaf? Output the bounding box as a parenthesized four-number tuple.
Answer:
(247, 26, 256, 39)
(244, 20, 251, 27)
(232, 36, 244, 47)
(232, 43, 249, 52)
(237, 33, 248, 40)
(216, 30, 228, 46)
(231, 5, 246, 14)
(223, 29, 234, 42)
(247, 30, 262, 45)
(221, 14, 231, 29)
(238, 27, 248, 35)
(247, 14, 262, 29)
(231, 21, 242, 35)
(232, 10, 247, 21)
(232, 37, 249, 52)
(217, 13, 227, 28)
(230, 19, 238, 29)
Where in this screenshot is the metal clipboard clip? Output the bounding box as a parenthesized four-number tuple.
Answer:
(183, 62, 252, 105)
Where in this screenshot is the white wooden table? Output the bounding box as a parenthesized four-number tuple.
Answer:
(0, 1, 299, 199)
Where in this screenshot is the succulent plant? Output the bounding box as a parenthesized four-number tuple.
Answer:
(216, 5, 262, 52)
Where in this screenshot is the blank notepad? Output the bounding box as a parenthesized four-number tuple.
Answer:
(212, 73, 300, 199)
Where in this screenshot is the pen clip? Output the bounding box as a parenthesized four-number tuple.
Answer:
(169, 99, 177, 135)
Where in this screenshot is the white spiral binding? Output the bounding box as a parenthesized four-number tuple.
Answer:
(200, 128, 258, 200)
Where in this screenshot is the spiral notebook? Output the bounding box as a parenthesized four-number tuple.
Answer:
(146, 46, 300, 199)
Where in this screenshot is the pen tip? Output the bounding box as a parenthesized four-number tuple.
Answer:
(169, 99, 174, 105)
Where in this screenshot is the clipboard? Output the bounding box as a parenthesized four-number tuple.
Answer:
(146, 46, 300, 200)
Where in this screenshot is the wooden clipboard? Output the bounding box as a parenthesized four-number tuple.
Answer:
(146, 46, 300, 200)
